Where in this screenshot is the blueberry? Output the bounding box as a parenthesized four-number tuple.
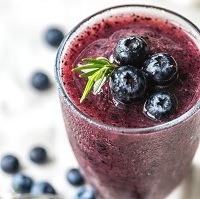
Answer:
(113, 36, 149, 66)
(31, 72, 50, 91)
(29, 146, 47, 164)
(143, 91, 178, 120)
(45, 28, 64, 47)
(12, 173, 33, 194)
(143, 53, 178, 88)
(67, 168, 85, 186)
(110, 66, 147, 104)
(31, 182, 56, 195)
(74, 186, 96, 199)
(0, 155, 19, 174)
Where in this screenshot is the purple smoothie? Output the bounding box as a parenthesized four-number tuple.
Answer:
(56, 5, 200, 199)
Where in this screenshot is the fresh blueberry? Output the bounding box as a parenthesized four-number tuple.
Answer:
(45, 28, 64, 47)
(12, 173, 33, 194)
(31, 182, 56, 195)
(110, 66, 147, 104)
(31, 72, 50, 91)
(143, 53, 178, 88)
(29, 146, 47, 164)
(74, 186, 96, 199)
(0, 155, 19, 174)
(67, 168, 84, 186)
(143, 91, 178, 120)
(113, 35, 149, 66)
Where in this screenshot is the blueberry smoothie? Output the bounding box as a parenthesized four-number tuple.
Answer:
(55, 5, 200, 199)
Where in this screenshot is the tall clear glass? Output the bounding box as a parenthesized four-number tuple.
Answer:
(55, 5, 200, 199)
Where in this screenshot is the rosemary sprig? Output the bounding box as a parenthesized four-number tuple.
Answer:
(72, 57, 117, 103)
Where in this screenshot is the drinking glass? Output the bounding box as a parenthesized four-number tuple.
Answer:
(55, 5, 200, 199)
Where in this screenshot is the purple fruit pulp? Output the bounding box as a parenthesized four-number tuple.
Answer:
(58, 9, 200, 199)
(61, 14, 200, 128)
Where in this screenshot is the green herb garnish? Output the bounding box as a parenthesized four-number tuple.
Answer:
(72, 57, 117, 103)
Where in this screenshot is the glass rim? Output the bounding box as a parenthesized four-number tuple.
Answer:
(55, 4, 200, 133)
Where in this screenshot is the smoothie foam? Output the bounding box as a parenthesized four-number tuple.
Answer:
(61, 13, 200, 128)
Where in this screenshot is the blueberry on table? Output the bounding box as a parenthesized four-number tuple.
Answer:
(143, 53, 178, 88)
(12, 173, 33, 194)
(0, 154, 19, 174)
(67, 168, 85, 186)
(143, 91, 178, 120)
(74, 186, 96, 199)
(110, 66, 147, 104)
(29, 146, 47, 164)
(45, 28, 64, 47)
(31, 72, 50, 91)
(113, 35, 149, 66)
(31, 182, 56, 195)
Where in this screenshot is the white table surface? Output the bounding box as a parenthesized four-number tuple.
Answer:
(0, 0, 200, 198)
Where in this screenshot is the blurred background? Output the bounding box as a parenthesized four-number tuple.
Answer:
(0, 0, 200, 198)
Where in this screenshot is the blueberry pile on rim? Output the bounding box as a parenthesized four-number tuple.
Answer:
(111, 35, 178, 120)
